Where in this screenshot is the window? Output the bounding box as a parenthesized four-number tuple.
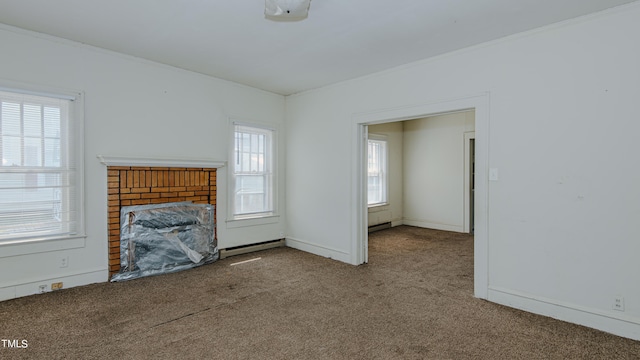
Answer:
(0, 87, 82, 243)
(231, 124, 275, 218)
(367, 135, 388, 206)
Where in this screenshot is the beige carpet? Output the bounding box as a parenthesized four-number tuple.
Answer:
(1, 225, 639, 359)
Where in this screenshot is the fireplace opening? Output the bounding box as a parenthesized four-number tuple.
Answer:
(111, 202, 217, 281)
(107, 166, 217, 279)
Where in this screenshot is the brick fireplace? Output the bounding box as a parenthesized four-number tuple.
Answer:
(105, 166, 218, 278)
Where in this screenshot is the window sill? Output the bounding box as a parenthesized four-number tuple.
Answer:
(368, 203, 389, 212)
(0, 234, 86, 258)
(226, 214, 280, 228)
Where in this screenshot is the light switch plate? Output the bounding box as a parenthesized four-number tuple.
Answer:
(489, 168, 499, 181)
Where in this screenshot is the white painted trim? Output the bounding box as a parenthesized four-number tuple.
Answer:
(97, 155, 226, 168)
(74, 91, 87, 244)
(402, 220, 464, 233)
(0, 287, 16, 302)
(352, 92, 490, 299)
(0, 236, 85, 258)
(463, 131, 476, 233)
(488, 286, 640, 341)
(0, 80, 86, 246)
(226, 119, 280, 221)
(1, 266, 106, 289)
(225, 215, 280, 228)
(350, 123, 368, 265)
(0, 78, 82, 101)
(285, 237, 351, 263)
(367, 133, 390, 209)
(367, 204, 389, 213)
(0, 268, 106, 301)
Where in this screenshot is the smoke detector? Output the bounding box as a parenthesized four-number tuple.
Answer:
(265, 0, 311, 21)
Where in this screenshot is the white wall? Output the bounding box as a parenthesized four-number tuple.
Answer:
(403, 112, 475, 232)
(0, 25, 286, 300)
(367, 122, 403, 227)
(285, 3, 640, 340)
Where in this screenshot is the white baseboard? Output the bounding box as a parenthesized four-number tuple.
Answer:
(0, 268, 107, 302)
(488, 286, 640, 341)
(220, 239, 285, 259)
(402, 219, 464, 233)
(0, 286, 16, 302)
(285, 237, 351, 263)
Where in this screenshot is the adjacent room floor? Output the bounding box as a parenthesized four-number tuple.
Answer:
(1, 226, 638, 359)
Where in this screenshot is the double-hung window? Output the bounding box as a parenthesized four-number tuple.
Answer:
(0, 87, 82, 243)
(367, 135, 388, 207)
(231, 123, 275, 219)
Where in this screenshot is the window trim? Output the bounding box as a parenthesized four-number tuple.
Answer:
(0, 79, 85, 254)
(367, 133, 389, 208)
(228, 119, 278, 221)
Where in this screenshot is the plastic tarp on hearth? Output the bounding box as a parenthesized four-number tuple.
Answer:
(111, 202, 217, 282)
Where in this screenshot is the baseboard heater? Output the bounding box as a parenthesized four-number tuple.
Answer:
(219, 238, 285, 259)
(368, 222, 392, 233)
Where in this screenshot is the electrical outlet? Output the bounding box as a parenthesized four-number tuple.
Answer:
(60, 256, 69, 268)
(51, 282, 63, 291)
(38, 285, 47, 294)
(613, 295, 624, 311)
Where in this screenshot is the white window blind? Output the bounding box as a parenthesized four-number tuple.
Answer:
(0, 89, 79, 242)
(232, 124, 274, 218)
(367, 137, 388, 206)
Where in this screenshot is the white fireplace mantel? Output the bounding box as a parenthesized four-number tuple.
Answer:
(97, 155, 226, 168)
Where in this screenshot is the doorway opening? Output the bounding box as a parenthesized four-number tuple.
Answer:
(470, 138, 475, 234)
(464, 132, 476, 235)
(351, 93, 489, 299)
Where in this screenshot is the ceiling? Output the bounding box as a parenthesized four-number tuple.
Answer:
(0, 0, 636, 95)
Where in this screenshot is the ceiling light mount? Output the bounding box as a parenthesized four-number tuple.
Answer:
(265, 0, 311, 21)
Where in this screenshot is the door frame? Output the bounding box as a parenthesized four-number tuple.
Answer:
(351, 93, 490, 299)
(464, 131, 476, 234)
